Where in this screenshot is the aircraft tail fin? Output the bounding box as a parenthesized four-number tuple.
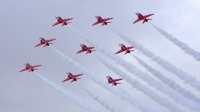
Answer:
(143, 18, 152, 24)
(71, 79, 75, 83)
(114, 83, 121, 86)
(125, 50, 134, 55)
(143, 20, 146, 24)
(112, 83, 121, 86)
(28, 69, 34, 73)
(61, 24, 66, 27)
(102, 21, 111, 26)
(28, 70, 32, 73)
(116, 83, 121, 85)
(86, 49, 95, 54)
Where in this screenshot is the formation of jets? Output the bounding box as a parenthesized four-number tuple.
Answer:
(20, 12, 154, 86)
(51, 12, 153, 27)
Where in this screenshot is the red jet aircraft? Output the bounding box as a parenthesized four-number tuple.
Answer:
(115, 44, 134, 55)
(133, 13, 153, 24)
(62, 72, 83, 83)
(92, 16, 113, 26)
(19, 63, 41, 73)
(52, 16, 73, 26)
(35, 37, 56, 47)
(106, 76, 123, 86)
(76, 44, 95, 54)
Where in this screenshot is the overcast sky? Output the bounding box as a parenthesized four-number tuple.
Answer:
(1, 0, 200, 112)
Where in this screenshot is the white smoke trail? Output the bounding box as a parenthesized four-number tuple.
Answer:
(82, 86, 123, 112)
(50, 46, 157, 112)
(97, 56, 185, 112)
(68, 26, 200, 112)
(34, 72, 108, 112)
(117, 87, 132, 98)
(151, 24, 200, 61)
(110, 27, 200, 92)
(133, 55, 200, 104)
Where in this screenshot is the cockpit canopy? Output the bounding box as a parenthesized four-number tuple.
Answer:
(95, 15, 100, 19)
(106, 76, 110, 79)
(135, 12, 141, 16)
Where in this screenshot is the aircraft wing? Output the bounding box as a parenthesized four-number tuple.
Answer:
(74, 74, 83, 77)
(31, 65, 41, 68)
(104, 18, 113, 21)
(19, 68, 28, 72)
(143, 14, 153, 18)
(76, 49, 85, 54)
(46, 39, 56, 43)
(52, 22, 61, 26)
(88, 47, 94, 49)
(92, 21, 100, 26)
(63, 18, 72, 21)
(127, 46, 134, 49)
(114, 78, 123, 82)
(133, 18, 141, 24)
(62, 78, 71, 82)
(35, 43, 43, 47)
(115, 49, 124, 54)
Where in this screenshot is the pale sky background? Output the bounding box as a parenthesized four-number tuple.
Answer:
(1, 0, 200, 112)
